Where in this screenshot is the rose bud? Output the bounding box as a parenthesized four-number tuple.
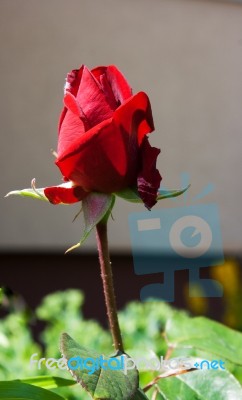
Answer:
(44, 65, 161, 209)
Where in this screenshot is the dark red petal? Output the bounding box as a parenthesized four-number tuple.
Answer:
(56, 118, 131, 193)
(137, 138, 162, 210)
(64, 91, 90, 129)
(100, 73, 118, 110)
(56, 92, 156, 194)
(64, 92, 81, 117)
(75, 66, 113, 127)
(64, 66, 84, 97)
(58, 67, 84, 135)
(58, 106, 68, 133)
(57, 108, 86, 157)
(58, 92, 152, 161)
(114, 91, 155, 145)
(92, 65, 132, 109)
(106, 65, 132, 104)
(91, 66, 107, 82)
(44, 185, 88, 205)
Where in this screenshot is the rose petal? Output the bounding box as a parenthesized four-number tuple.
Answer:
(91, 66, 107, 82)
(56, 92, 157, 194)
(106, 65, 132, 104)
(57, 108, 86, 157)
(44, 183, 89, 205)
(64, 67, 84, 97)
(64, 92, 82, 117)
(58, 106, 68, 134)
(56, 118, 131, 193)
(58, 66, 85, 140)
(137, 138, 162, 209)
(76, 66, 113, 127)
(100, 73, 118, 110)
(91, 65, 130, 109)
(114, 91, 154, 145)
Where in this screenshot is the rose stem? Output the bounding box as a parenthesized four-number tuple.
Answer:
(96, 220, 124, 353)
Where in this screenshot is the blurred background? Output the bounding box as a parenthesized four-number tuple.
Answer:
(1, 0, 242, 252)
(1, 0, 242, 324)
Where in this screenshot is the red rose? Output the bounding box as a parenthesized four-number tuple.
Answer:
(44, 65, 161, 209)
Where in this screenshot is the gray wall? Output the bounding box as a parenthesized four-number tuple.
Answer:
(1, 0, 242, 252)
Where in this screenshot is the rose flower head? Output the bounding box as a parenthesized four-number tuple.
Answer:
(44, 64, 161, 210)
(7, 65, 188, 251)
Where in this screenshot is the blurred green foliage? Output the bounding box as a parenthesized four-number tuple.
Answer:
(0, 289, 178, 398)
(1, 287, 242, 399)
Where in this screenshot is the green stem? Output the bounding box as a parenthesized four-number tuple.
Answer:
(96, 221, 124, 353)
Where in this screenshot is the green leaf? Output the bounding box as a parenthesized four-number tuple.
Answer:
(0, 381, 65, 400)
(156, 369, 242, 400)
(165, 314, 242, 367)
(20, 376, 75, 389)
(132, 388, 149, 399)
(66, 193, 115, 253)
(115, 185, 190, 203)
(60, 333, 138, 400)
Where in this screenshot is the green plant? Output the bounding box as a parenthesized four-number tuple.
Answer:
(1, 290, 242, 399)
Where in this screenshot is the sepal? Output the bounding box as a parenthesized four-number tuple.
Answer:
(115, 188, 141, 203)
(157, 184, 190, 200)
(115, 184, 190, 204)
(5, 179, 49, 201)
(66, 192, 115, 253)
(5, 179, 88, 205)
